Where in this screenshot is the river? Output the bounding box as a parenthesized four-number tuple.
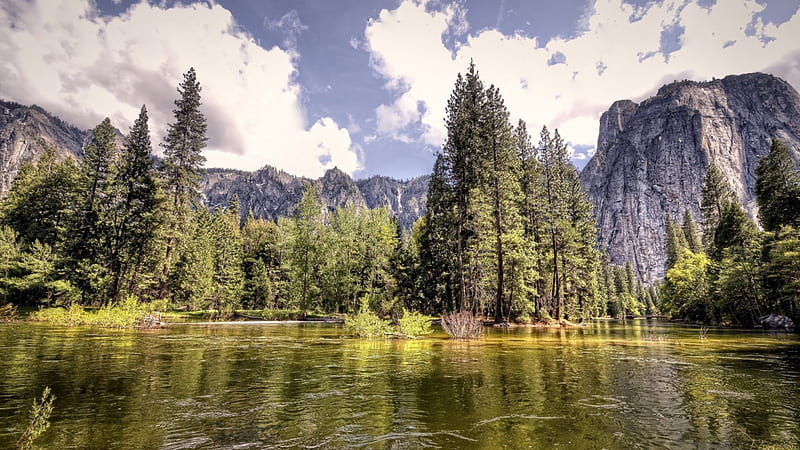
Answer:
(0, 320, 798, 448)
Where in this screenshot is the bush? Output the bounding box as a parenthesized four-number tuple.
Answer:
(441, 310, 483, 339)
(259, 309, 304, 321)
(17, 386, 55, 450)
(30, 296, 148, 328)
(345, 310, 391, 338)
(0, 303, 19, 322)
(397, 309, 433, 338)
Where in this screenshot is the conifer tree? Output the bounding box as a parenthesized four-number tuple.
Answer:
(700, 163, 735, 247)
(682, 209, 703, 253)
(159, 68, 208, 295)
(70, 118, 119, 302)
(476, 85, 524, 323)
(755, 138, 800, 231)
(109, 105, 161, 300)
(289, 184, 323, 318)
(442, 62, 485, 311)
(665, 214, 688, 271)
(0, 149, 79, 247)
(210, 196, 244, 315)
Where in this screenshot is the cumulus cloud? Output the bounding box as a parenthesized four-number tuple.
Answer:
(364, 0, 800, 159)
(0, 0, 361, 178)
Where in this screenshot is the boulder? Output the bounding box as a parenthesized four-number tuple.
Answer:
(758, 314, 795, 329)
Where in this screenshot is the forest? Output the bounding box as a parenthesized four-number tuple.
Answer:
(661, 140, 800, 326)
(0, 63, 796, 327)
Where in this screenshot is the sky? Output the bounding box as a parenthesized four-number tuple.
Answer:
(0, 0, 798, 180)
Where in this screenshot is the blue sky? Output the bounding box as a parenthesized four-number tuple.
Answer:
(1, 1, 798, 180)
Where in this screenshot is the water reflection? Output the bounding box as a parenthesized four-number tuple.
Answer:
(0, 320, 798, 448)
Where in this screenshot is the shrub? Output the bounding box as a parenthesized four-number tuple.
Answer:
(441, 310, 483, 339)
(30, 296, 148, 328)
(345, 310, 391, 338)
(259, 309, 304, 321)
(397, 309, 433, 338)
(0, 303, 19, 322)
(17, 386, 55, 450)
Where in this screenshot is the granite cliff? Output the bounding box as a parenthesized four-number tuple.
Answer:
(202, 166, 429, 229)
(580, 73, 800, 282)
(0, 100, 87, 193)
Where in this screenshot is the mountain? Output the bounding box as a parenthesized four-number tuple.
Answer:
(580, 73, 800, 283)
(0, 100, 87, 193)
(0, 99, 429, 228)
(202, 165, 429, 229)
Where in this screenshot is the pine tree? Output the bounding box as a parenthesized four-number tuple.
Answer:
(109, 105, 161, 300)
(159, 68, 208, 295)
(417, 154, 456, 312)
(210, 197, 244, 315)
(700, 163, 735, 247)
(69, 118, 119, 302)
(682, 209, 703, 253)
(442, 62, 485, 311)
(476, 85, 524, 323)
(755, 138, 800, 232)
(289, 184, 323, 318)
(515, 120, 545, 317)
(665, 214, 688, 271)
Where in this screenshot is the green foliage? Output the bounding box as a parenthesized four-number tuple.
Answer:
(30, 296, 147, 328)
(0, 303, 18, 321)
(16, 386, 55, 450)
(159, 67, 208, 295)
(756, 139, 800, 232)
(396, 309, 433, 338)
(0, 149, 78, 247)
(345, 309, 391, 338)
(258, 309, 304, 321)
(701, 163, 735, 247)
(662, 249, 713, 322)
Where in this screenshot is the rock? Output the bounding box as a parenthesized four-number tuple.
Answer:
(758, 314, 795, 329)
(201, 165, 429, 228)
(580, 73, 800, 282)
(0, 100, 87, 195)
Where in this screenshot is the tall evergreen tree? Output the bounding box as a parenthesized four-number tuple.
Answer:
(755, 138, 800, 231)
(476, 85, 524, 323)
(665, 214, 688, 271)
(442, 62, 485, 311)
(69, 118, 119, 302)
(700, 163, 735, 247)
(289, 184, 323, 318)
(682, 209, 703, 253)
(110, 105, 161, 300)
(417, 154, 456, 312)
(159, 67, 208, 296)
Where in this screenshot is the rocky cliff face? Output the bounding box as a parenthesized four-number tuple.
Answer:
(580, 73, 800, 283)
(0, 100, 87, 194)
(202, 165, 429, 229)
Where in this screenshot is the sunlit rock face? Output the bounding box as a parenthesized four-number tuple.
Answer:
(0, 100, 87, 195)
(580, 73, 800, 283)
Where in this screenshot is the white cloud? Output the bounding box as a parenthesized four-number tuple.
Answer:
(0, 0, 361, 178)
(364, 0, 800, 157)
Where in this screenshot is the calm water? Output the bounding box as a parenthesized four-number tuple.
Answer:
(0, 320, 798, 449)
